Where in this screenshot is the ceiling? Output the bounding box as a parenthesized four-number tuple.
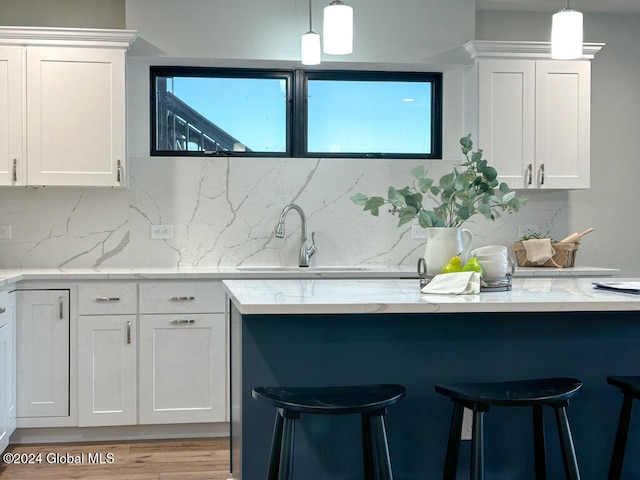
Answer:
(476, 0, 640, 14)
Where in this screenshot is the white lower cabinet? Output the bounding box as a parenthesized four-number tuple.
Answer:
(16, 290, 70, 419)
(0, 289, 16, 453)
(78, 315, 137, 426)
(77, 280, 227, 427)
(138, 313, 226, 424)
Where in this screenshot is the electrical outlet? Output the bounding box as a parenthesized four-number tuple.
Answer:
(411, 224, 428, 239)
(0, 225, 11, 240)
(518, 224, 539, 239)
(151, 224, 173, 240)
(461, 407, 473, 440)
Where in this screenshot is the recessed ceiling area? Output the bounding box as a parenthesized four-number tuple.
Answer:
(476, 0, 640, 14)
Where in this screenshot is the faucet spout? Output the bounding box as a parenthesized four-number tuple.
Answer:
(275, 204, 317, 267)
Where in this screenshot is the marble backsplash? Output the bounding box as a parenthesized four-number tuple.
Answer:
(0, 155, 569, 269)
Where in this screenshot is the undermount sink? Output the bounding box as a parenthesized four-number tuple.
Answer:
(236, 266, 378, 272)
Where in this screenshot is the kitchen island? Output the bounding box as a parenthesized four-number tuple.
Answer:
(225, 277, 640, 479)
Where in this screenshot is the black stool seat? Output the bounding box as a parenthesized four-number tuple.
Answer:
(607, 375, 640, 396)
(252, 384, 406, 415)
(606, 376, 640, 479)
(435, 377, 583, 407)
(253, 384, 406, 480)
(435, 377, 583, 480)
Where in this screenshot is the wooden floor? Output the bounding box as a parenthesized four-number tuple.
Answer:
(0, 438, 232, 480)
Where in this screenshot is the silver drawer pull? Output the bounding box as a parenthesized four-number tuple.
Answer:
(170, 296, 195, 302)
(96, 297, 121, 302)
(0, 307, 5, 315)
(170, 319, 195, 325)
(59, 296, 64, 320)
(126, 320, 131, 344)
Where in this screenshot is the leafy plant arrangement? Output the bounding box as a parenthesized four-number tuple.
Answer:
(350, 134, 526, 228)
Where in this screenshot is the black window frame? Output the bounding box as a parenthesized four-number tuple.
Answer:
(150, 66, 442, 159)
(151, 66, 293, 157)
(299, 70, 442, 159)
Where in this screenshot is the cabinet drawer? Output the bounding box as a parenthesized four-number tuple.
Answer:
(79, 282, 138, 315)
(139, 281, 224, 314)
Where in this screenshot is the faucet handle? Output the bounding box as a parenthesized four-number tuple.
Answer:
(308, 231, 317, 257)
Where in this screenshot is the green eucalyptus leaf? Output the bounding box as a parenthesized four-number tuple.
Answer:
(387, 187, 405, 207)
(503, 191, 516, 202)
(483, 166, 498, 182)
(418, 177, 433, 193)
(404, 192, 423, 210)
(397, 206, 418, 226)
(418, 210, 433, 228)
(460, 134, 473, 155)
(363, 197, 385, 216)
(499, 182, 510, 193)
(350, 193, 368, 205)
(439, 172, 455, 190)
(411, 165, 425, 179)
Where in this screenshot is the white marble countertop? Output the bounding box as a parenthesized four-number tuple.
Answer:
(223, 277, 640, 315)
(0, 265, 620, 290)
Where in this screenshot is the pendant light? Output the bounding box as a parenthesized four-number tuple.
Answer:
(323, 0, 353, 55)
(301, 0, 321, 65)
(551, 0, 583, 59)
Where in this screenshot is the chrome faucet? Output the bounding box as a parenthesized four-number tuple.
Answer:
(275, 204, 317, 267)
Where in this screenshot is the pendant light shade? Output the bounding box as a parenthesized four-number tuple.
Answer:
(301, 31, 321, 65)
(551, 6, 583, 59)
(323, 0, 353, 55)
(301, 0, 321, 65)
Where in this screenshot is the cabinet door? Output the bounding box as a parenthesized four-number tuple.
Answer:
(535, 61, 591, 189)
(16, 290, 69, 418)
(0, 46, 23, 186)
(478, 59, 535, 189)
(78, 315, 136, 426)
(0, 320, 13, 453)
(26, 47, 126, 187)
(139, 313, 226, 424)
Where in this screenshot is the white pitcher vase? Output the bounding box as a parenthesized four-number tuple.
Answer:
(424, 227, 473, 277)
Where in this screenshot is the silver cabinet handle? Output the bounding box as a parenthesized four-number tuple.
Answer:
(116, 159, 123, 184)
(12, 159, 17, 183)
(0, 307, 5, 315)
(170, 319, 195, 325)
(540, 163, 545, 185)
(527, 163, 533, 185)
(170, 296, 195, 302)
(96, 296, 121, 302)
(126, 320, 131, 344)
(59, 296, 64, 320)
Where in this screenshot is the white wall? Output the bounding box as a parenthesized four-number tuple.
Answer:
(0, 1, 636, 274)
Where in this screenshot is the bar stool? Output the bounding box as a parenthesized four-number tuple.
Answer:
(606, 375, 640, 479)
(252, 383, 406, 480)
(435, 377, 583, 480)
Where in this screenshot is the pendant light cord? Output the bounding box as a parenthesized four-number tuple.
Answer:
(308, 0, 313, 31)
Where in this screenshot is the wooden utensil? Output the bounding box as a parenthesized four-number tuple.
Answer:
(559, 228, 594, 243)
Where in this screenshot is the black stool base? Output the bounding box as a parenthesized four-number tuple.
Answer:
(436, 377, 582, 480)
(253, 384, 406, 480)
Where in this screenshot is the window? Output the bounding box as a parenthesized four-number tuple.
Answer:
(152, 67, 291, 156)
(304, 71, 441, 158)
(151, 67, 442, 159)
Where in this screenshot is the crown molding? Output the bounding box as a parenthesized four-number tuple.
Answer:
(0, 27, 137, 49)
(464, 40, 604, 60)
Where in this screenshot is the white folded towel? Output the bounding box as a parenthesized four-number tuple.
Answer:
(421, 271, 481, 295)
(522, 238, 555, 265)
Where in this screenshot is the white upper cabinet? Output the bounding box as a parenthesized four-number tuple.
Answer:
(0, 27, 136, 187)
(0, 46, 23, 186)
(465, 41, 603, 190)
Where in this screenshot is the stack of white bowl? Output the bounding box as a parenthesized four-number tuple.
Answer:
(471, 245, 513, 280)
